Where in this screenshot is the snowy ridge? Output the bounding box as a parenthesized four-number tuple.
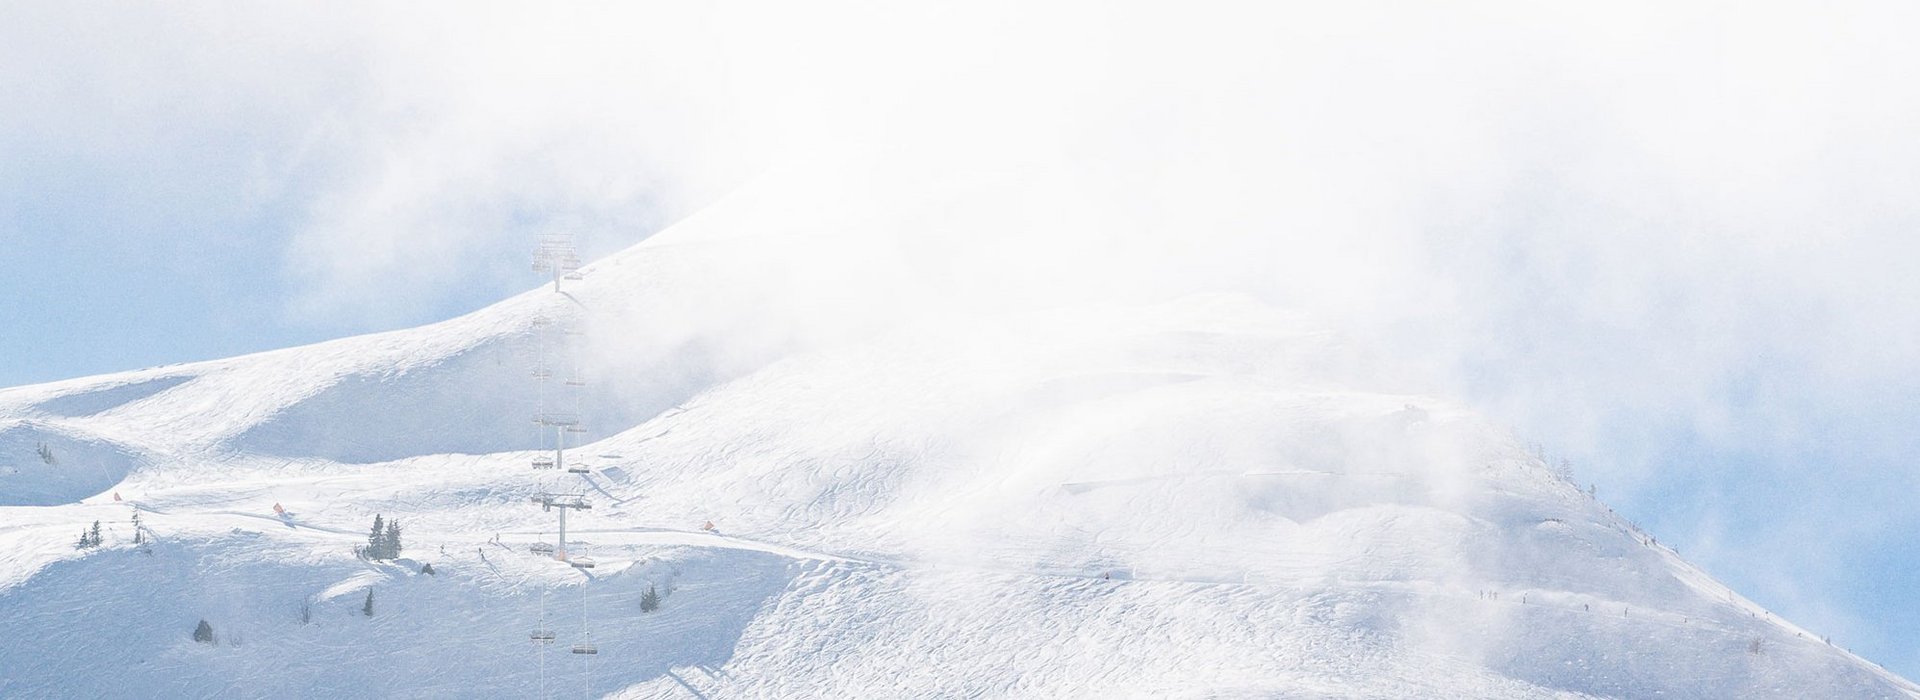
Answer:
(1, 189, 1916, 697)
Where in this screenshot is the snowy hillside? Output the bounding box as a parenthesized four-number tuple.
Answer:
(2, 175, 1916, 698)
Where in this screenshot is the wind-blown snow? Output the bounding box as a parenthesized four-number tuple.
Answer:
(1, 180, 1913, 698)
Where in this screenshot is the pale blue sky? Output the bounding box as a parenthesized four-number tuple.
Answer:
(4, 0, 1918, 680)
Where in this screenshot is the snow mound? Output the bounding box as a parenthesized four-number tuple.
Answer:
(0, 420, 143, 506)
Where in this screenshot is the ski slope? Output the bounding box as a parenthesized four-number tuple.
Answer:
(1, 176, 1915, 698)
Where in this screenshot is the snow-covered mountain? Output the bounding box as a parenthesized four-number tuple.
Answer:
(1, 171, 1914, 698)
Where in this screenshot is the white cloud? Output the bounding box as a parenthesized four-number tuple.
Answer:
(10, 0, 1920, 669)
(260, 0, 1920, 511)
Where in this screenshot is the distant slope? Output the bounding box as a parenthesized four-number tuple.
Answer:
(0, 171, 1913, 697)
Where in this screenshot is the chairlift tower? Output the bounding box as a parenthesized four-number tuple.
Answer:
(533, 412, 581, 473)
(531, 233, 584, 292)
(529, 316, 589, 474)
(529, 492, 592, 560)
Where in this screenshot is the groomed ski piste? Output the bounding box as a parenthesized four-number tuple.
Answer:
(3, 169, 1916, 698)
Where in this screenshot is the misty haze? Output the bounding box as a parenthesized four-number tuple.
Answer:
(3, 2, 1919, 698)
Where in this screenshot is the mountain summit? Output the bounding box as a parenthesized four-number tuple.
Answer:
(1, 173, 1913, 698)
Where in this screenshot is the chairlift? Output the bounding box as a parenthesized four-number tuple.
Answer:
(564, 378, 586, 387)
(567, 465, 590, 475)
(534, 412, 580, 427)
(571, 643, 598, 655)
(563, 272, 585, 281)
(532, 368, 553, 380)
(530, 542, 555, 555)
(569, 557, 596, 569)
(566, 426, 588, 434)
(529, 629, 556, 642)
(532, 457, 555, 469)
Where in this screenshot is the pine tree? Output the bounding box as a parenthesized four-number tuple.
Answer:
(36, 442, 55, 465)
(385, 519, 402, 559)
(89, 520, 102, 548)
(193, 619, 214, 644)
(367, 515, 386, 559)
(419, 562, 434, 575)
(640, 584, 661, 613)
(300, 598, 312, 625)
(75, 531, 91, 550)
(362, 588, 375, 617)
(131, 512, 144, 545)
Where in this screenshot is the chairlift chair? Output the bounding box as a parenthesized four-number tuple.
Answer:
(569, 557, 596, 569)
(567, 465, 590, 474)
(534, 412, 580, 427)
(571, 643, 598, 655)
(529, 629, 556, 642)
